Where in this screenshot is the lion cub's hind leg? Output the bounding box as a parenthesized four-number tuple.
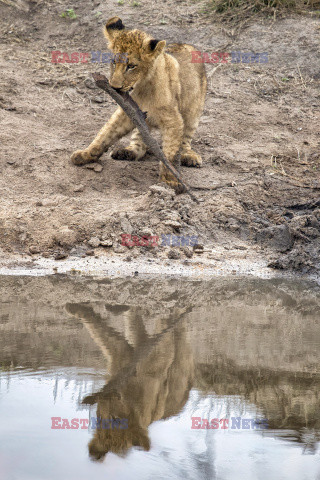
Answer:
(180, 107, 203, 168)
(111, 129, 147, 161)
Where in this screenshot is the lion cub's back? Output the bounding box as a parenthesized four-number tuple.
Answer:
(166, 43, 207, 101)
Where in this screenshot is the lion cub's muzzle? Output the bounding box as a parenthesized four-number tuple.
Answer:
(111, 86, 134, 93)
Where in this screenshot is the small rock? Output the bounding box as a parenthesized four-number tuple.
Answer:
(234, 245, 247, 250)
(193, 244, 204, 254)
(88, 237, 101, 248)
(42, 252, 50, 258)
(73, 184, 84, 192)
(100, 239, 113, 247)
(54, 252, 68, 260)
(120, 215, 133, 235)
(93, 163, 103, 173)
(139, 227, 153, 237)
(7, 160, 15, 165)
(55, 226, 77, 247)
(113, 245, 126, 254)
(29, 245, 40, 254)
(86, 249, 95, 256)
(124, 255, 132, 262)
(42, 198, 58, 207)
(256, 224, 294, 253)
(308, 215, 320, 229)
(86, 163, 102, 172)
(93, 96, 104, 103)
(84, 78, 96, 89)
(70, 246, 87, 256)
(149, 184, 175, 198)
(168, 249, 181, 259)
(163, 220, 181, 230)
(228, 222, 239, 233)
(181, 247, 193, 258)
(19, 232, 27, 243)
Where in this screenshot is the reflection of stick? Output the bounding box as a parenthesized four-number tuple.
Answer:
(79, 318, 112, 364)
(92, 72, 199, 203)
(65, 303, 134, 368)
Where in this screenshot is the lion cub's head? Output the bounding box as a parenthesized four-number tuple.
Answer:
(104, 17, 166, 92)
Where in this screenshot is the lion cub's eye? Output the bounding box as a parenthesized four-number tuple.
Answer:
(126, 64, 137, 71)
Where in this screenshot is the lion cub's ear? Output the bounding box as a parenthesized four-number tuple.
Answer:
(104, 17, 125, 41)
(145, 39, 166, 58)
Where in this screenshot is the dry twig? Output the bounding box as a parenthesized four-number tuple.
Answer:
(92, 72, 199, 203)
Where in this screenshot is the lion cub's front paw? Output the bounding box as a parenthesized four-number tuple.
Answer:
(111, 147, 137, 161)
(181, 151, 202, 168)
(71, 150, 93, 166)
(159, 165, 184, 194)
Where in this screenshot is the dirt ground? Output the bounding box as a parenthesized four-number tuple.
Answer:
(0, 0, 319, 276)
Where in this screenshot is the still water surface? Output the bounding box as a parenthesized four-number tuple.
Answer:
(0, 275, 319, 480)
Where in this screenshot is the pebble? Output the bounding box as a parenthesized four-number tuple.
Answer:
(54, 252, 68, 260)
(29, 245, 40, 254)
(193, 244, 204, 254)
(86, 163, 103, 173)
(149, 184, 175, 197)
(73, 184, 85, 192)
(120, 215, 133, 235)
(93, 164, 103, 173)
(100, 239, 113, 247)
(55, 226, 77, 247)
(84, 78, 96, 89)
(88, 237, 101, 248)
(93, 96, 104, 103)
(113, 245, 126, 254)
(181, 247, 193, 258)
(163, 220, 181, 230)
(168, 249, 181, 259)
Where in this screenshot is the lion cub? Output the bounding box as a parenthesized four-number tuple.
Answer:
(71, 17, 207, 189)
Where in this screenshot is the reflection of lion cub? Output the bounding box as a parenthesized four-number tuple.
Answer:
(65, 303, 194, 461)
(71, 16, 207, 189)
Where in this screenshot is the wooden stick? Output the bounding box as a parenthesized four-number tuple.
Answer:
(92, 72, 199, 203)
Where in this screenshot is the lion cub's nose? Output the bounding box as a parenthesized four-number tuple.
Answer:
(109, 77, 123, 89)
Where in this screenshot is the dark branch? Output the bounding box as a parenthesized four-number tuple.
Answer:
(92, 72, 199, 203)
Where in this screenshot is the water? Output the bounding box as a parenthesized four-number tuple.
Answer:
(0, 275, 319, 480)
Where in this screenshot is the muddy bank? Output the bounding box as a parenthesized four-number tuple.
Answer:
(0, 0, 319, 275)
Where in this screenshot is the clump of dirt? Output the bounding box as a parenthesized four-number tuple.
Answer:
(0, 0, 319, 275)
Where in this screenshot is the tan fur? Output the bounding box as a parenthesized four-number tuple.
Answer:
(65, 303, 194, 461)
(71, 17, 207, 189)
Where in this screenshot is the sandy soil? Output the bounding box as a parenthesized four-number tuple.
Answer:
(0, 0, 319, 276)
